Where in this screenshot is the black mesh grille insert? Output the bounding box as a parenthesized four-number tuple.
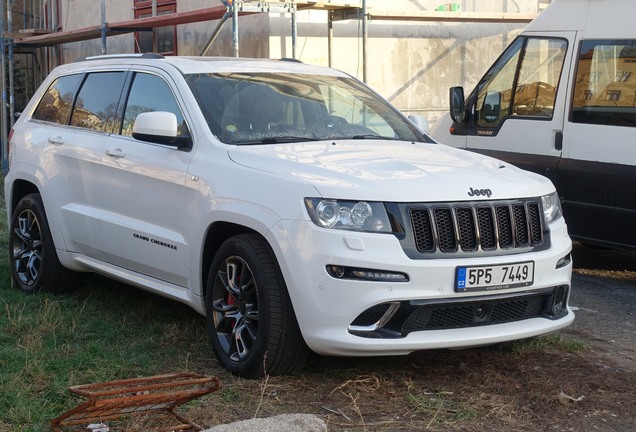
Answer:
(457, 207, 477, 251)
(400, 288, 568, 334)
(434, 208, 456, 252)
(477, 207, 496, 250)
(496, 205, 513, 248)
(349, 287, 570, 338)
(528, 203, 542, 243)
(409, 199, 544, 255)
(410, 209, 435, 252)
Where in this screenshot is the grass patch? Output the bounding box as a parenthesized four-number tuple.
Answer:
(406, 385, 480, 427)
(0, 186, 214, 431)
(510, 335, 586, 354)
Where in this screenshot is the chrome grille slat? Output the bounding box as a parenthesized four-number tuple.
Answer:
(410, 200, 544, 254)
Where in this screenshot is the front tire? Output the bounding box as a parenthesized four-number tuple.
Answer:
(9, 193, 76, 294)
(205, 234, 309, 378)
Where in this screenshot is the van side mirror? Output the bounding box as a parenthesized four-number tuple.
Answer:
(449, 86, 466, 123)
(132, 111, 192, 150)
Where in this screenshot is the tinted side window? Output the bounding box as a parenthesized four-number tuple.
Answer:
(32, 74, 83, 124)
(572, 39, 636, 127)
(70, 72, 127, 132)
(475, 37, 567, 128)
(121, 72, 185, 137)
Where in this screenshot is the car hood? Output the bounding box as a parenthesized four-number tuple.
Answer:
(227, 140, 554, 202)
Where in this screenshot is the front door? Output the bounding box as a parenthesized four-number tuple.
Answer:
(464, 33, 575, 189)
(99, 70, 195, 286)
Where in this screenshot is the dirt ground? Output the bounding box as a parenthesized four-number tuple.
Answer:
(183, 242, 636, 432)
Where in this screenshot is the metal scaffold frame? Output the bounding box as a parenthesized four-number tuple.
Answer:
(0, 0, 539, 170)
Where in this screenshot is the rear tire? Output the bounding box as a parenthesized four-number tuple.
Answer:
(9, 193, 77, 294)
(205, 234, 309, 378)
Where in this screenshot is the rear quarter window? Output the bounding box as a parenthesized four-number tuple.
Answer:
(32, 74, 83, 124)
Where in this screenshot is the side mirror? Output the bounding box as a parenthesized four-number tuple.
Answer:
(408, 114, 429, 135)
(449, 86, 466, 123)
(132, 111, 191, 150)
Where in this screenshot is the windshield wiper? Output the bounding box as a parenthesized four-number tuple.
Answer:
(260, 136, 319, 144)
(351, 134, 398, 140)
(233, 136, 320, 145)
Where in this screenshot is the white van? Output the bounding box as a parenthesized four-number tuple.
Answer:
(430, 0, 636, 250)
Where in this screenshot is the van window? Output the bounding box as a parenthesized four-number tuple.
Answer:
(572, 39, 636, 127)
(32, 74, 83, 124)
(70, 72, 127, 132)
(121, 72, 185, 137)
(475, 37, 567, 128)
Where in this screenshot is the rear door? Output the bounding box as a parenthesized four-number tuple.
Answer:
(562, 38, 636, 247)
(463, 33, 575, 188)
(30, 70, 127, 258)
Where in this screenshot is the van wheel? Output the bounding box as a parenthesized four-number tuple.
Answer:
(206, 234, 309, 378)
(9, 193, 77, 294)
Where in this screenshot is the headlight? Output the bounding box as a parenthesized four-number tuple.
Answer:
(541, 192, 563, 224)
(305, 198, 392, 233)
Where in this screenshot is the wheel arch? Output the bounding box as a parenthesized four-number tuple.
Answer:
(201, 222, 261, 299)
(8, 179, 40, 217)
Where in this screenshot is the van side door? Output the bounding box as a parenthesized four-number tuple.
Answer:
(458, 33, 575, 187)
(562, 39, 636, 247)
(99, 69, 195, 287)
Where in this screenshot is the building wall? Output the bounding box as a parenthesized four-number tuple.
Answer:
(50, 0, 543, 123)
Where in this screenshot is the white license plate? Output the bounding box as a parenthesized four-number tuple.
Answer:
(455, 261, 534, 292)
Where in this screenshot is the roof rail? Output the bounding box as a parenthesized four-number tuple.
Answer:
(280, 57, 302, 63)
(83, 53, 165, 61)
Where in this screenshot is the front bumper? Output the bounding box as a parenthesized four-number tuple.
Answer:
(269, 216, 573, 356)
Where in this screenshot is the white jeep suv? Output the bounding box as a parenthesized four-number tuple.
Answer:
(4, 54, 574, 377)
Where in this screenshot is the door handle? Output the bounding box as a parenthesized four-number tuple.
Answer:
(554, 131, 563, 151)
(47, 136, 64, 145)
(105, 148, 125, 158)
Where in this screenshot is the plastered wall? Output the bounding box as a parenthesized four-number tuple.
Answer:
(52, 0, 541, 123)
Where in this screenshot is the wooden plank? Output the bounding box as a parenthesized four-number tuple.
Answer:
(366, 10, 537, 24)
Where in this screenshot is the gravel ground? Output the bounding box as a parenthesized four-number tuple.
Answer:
(197, 242, 636, 432)
(565, 243, 636, 372)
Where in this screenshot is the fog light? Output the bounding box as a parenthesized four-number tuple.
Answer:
(328, 265, 346, 278)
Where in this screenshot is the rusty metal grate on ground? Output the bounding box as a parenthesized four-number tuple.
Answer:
(51, 372, 222, 432)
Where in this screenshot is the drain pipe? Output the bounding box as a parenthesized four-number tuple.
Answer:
(362, 0, 367, 83)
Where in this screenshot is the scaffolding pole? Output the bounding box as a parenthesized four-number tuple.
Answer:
(101, 0, 106, 54)
(1, 0, 7, 172)
(8, 0, 14, 125)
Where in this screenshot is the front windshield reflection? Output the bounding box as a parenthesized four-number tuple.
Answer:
(186, 72, 431, 145)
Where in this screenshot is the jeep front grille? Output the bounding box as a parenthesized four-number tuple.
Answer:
(408, 200, 544, 255)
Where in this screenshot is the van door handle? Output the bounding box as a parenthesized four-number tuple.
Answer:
(47, 136, 64, 145)
(555, 131, 563, 151)
(105, 148, 126, 158)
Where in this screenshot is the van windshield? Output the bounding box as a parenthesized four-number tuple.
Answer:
(185, 72, 430, 145)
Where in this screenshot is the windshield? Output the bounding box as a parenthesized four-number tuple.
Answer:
(186, 72, 431, 145)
